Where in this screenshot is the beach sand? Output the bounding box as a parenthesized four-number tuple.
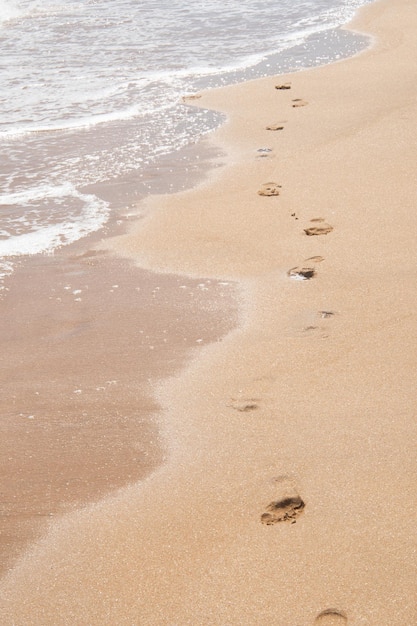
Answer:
(0, 248, 236, 576)
(1, 0, 417, 623)
(0, 141, 236, 576)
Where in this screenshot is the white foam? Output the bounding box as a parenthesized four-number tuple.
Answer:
(0, 108, 141, 141)
(1, 181, 79, 205)
(0, 185, 109, 258)
(0, 259, 14, 291)
(0, 97, 180, 141)
(0, 0, 65, 26)
(2, 0, 83, 23)
(0, 0, 372, 139)
(0, 0, 22, 24)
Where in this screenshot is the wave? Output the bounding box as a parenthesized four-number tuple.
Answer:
(0, 19, 350, 142)
(0, 0, 58, 26)
(0, 184, 109, 257)
(2, 109, 164, 142)
(0, 0, 22, 24)
(0, 0, 83, 25)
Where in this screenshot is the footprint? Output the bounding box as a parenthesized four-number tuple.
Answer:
(305, 256, 324, 263)
(288, 265, 316, 280)
(275, 82, 291, 90)
(228, 398, 259, 412)
(256, 147, 274, 159)
(304, 221, 334, 236)
(288, 253, 325, 280)
(265, 123, 285, 131)
(314, 609, 347, 625)
(182, 93, 202, 101)
(258, 182, 282, 196)
(261, 476, 305, 525)
(292, 98, 308, 107)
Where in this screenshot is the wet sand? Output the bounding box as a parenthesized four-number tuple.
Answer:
(1, 0, 417, 623)
(0, 140, 236, 576)
(0, 248, 236, 575)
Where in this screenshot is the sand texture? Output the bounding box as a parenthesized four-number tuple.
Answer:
(1, 0, 417, 623)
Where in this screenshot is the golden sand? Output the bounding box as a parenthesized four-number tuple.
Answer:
(1, 0, 417, 623)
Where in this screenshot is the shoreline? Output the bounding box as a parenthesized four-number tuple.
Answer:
(0, 178, 238, 576)
(0, 0, 372, 574)
(0, 134, 236, 574)
(2, 0, 417, 623)
(0, 3, 371, 294)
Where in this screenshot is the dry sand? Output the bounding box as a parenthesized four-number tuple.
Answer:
(1, 0, 417, 623)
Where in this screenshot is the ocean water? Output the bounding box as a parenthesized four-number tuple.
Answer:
(0, 0, 372, 289)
